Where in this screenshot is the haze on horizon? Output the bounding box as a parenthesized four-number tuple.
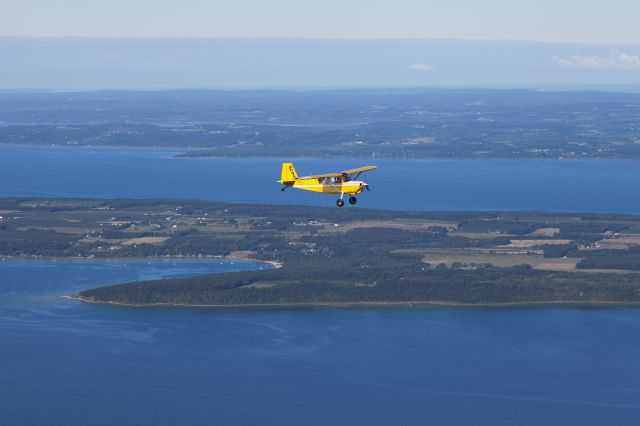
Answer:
(3, 0, 640, 43)
(2, 0, 640, 90)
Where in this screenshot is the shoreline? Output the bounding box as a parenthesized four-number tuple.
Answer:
(0, 254, 281, 269)
(68, 295, 640, 310)
(4, 143, 640, 162)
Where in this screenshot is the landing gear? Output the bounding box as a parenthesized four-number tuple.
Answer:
(336, 195, 356, 207)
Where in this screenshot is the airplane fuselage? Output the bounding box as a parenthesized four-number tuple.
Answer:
(285, 178, 367, 195)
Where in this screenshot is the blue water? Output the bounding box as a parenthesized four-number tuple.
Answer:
(2, 145, 640, 424)
(1, 259, 639, 425)
(1, 144, 640, 212)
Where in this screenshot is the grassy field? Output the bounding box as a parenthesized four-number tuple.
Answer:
(395, 248, 582, 271)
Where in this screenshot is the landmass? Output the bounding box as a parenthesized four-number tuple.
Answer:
(3, 88, 640, 160)
(3, 197, 640, 307)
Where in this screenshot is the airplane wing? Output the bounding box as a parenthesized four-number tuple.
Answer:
(302, 172, 344, 179)
(341, 166, 377, 175)
(302, 166, 376, 180)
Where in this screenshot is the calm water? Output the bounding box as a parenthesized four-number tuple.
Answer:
(2, 145, 640, 425)
(0, 259, 639, 425)
(1, 144, 640, 212)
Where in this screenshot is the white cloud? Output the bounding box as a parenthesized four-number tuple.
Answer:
(409, 63, 435, 72)
(553, 50, 640, 71)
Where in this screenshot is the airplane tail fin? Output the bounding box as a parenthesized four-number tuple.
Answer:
(280, 162, 298, 183)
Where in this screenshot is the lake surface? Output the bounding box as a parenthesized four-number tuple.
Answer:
(0, 259, 639, 426)
(1, 144, 640, 212)
(2, 145, 640, 424)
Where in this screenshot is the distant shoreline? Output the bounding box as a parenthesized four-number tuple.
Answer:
(4, 143, 640, 162)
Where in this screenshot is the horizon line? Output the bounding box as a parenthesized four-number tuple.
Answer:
(3, 85, 640, 94)
(2, 35, 640, 46)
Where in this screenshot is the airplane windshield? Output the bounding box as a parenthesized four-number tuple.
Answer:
(319, 177, 343, 184)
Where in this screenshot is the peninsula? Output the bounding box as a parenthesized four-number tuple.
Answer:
(2, 197, 640, 307)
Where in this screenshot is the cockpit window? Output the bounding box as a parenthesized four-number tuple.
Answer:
(319, 176, 343, 184)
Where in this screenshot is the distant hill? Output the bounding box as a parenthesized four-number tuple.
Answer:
(2, 88, 640, 159)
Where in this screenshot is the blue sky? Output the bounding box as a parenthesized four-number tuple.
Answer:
(2, 0, 640, 43)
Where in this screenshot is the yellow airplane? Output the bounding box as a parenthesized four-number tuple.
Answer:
(278, 162, 377, 207)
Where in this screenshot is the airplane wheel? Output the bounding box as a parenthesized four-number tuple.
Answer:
(336, 199, 345, 207)
(349, 196, 357, 205)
